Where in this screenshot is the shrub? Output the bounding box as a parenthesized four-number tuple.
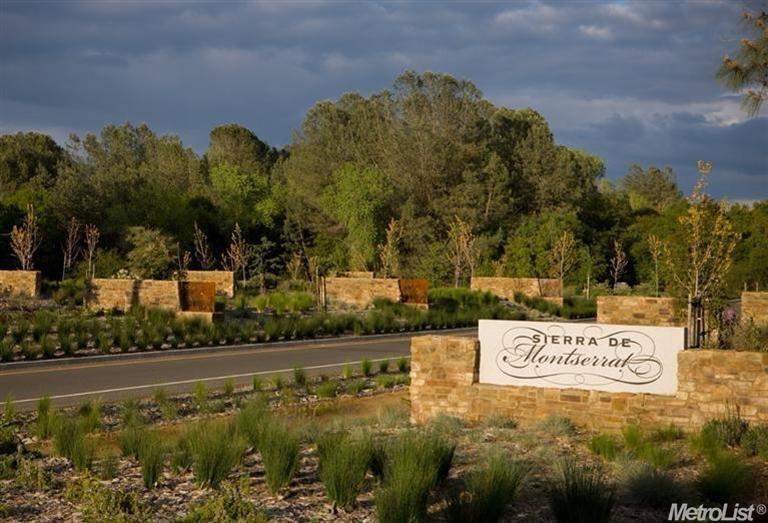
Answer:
(561, 297, 597, 319)
(741, 424, 768, 458)
(316, 381, 338, 399)
(188, 421, 244, 488)
(637, 445, 676, 470)
(699, 411, 748, 448)
(620, 462, 688, 508)
(375, 374, 396, 389)
(345, 379, 365, 396)
(650, 423, 683, 442)
(375, 431, 455, 522)
(696, 452, 755, 503)
(98, 454, 118, 480)
(483, 415, 518, 430)
(378, 359, 390, 374)
(588, 434, 621, 461)
(293, 366, 307, 387)
(396, 357, 409, 373)
(444, 452, 527, 523)
(317, 432, 371, 509)
(429, 414, 465, 438)
(261, 421, 301, 495)
(548, 459, 615, 523)
(15, 457, 52, 491)
(361, 358, 372, 377)
(138, 432, 165, 488)
(76, 479, 152, 523)
(35, 395, 54, 439)
(3, 395, 15, 424)
(235, 400, 270, 450)
(179, 479, 267, 522)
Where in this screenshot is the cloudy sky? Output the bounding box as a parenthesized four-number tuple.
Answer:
(1, 0, 766, 199)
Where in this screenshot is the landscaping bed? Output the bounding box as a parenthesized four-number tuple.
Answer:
(1, 361, 766, 522)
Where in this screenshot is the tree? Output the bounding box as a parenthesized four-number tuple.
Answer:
(321, 164, 392, 271)
(9, 204, 40, 270)
(61, 217, 81, 279)
(206, 124, 272, 174)
(0, 132, 63, 197)
(647, 234, 664, 297)
(447, 216, 478, 287)
(125, 227, 174, 279)
(193, 222, 215, 270)
(84, 224, 100, 280)
(717, 8, 768, 116)
(174, 243, 191, 280)
(664, 166, 738, 347)
(620, 165, 680, 211)
(249, 237, 278, 293)
(223, 223, 250, 285)
(377, 218, 402, 277)
(550, 231, 578, 295)
(609, 240, 628, 291)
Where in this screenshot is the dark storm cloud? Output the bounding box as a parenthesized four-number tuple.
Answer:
(0, 0, 765, 198)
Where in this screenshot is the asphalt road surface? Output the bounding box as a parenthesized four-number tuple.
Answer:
(0, 328, 476, 411)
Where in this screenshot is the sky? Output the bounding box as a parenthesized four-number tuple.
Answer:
(0, 0, 766, 199)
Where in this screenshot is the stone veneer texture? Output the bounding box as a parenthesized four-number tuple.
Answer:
(597, 295, 683, 327)
(324, 277, 401, 309)
(470, 277, 562, 306)
(0, 270, 41, 297)
(410, 335, 768, 430)
(742, 292, 768, 325)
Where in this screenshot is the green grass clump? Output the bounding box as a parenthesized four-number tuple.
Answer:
(650, 423, 683, 442)
(621, 425, 643, 451)
(345, 379, 365, 396)
(293, 366, 307, 387)
(483, 415, 518, 430)
(260, 421, 301, 495)
(223, 378, 235, 398)
(53, 415, 94, 471)
(396, 357, 409, 373)
(317, 432, 372, 509)
(699, 411, 748, 448)
(588, 434, 620, 461)
(361, 358, 372, 377)
(77, 398, 102, 433)
(342, 363, 353, 379)
(741, 424, 768, 458)
(548, 459, 615, 523)
(316, 381, 338, 398)
(119, 423, 149, 459)
(188, 421, 244, 488)
(444, 451, 527, 523)
(375, 374, 396, 389)
(138, 431, 165, 488)
(537, 416, 576, 437)
(35, 395, 54, 439)
(620, 462, 688, 509)
(695, 452, 755, 503)
(252, 376, 263, 392)
(375, 431, 456, 522)
(235, 400, 270, 450)
(378, 359, 390, 374)
(271, 374, 284, 390)
(193, 381, 209, 413)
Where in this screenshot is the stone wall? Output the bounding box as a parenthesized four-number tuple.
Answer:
(0, 270, 41, 297)
(410, 335, 768, 430)
(742, 292, 768, 325)
(186, 271, 235, 297)
(470, 277, 561, 302)
(324, 277, 401, 309)
(89, 279, 181, 312)
(596, 296, 683, 327)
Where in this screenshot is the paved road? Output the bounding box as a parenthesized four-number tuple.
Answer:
(0, 329, 476, 410)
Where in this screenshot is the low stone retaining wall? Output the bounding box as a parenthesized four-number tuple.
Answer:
(470, 277, 561, 303)
(742, 291, 768, 325)
(186, 271, 235, 297)
(0, 270, 41, 297)
(324, 277, 402, 309)
(597, 295, 683, 327)
(410, 335, 768, 430)
(89, 279, 215, 319)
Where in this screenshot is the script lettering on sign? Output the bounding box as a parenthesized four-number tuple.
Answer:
(478, 320, 685, 395)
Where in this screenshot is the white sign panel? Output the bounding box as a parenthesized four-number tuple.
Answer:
(478, 320, 685, 395)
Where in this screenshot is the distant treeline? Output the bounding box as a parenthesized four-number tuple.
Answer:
(1, 71, 766, 296)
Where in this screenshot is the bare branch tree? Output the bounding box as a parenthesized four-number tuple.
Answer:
(286, 251, 304, 281)
(175, 242, 191, 280)
(377, 218, 403, 278)
(550, 231, 577, 296)
(224, 223, 250, 286)
(647, 234, 664, 297)
(609, 240, 628, 291)
(10, 204, 41, 271)
(447, 216, 478, 287)
(193, 222, 214, 270)
(61, 217, 81, 279)
(84, 224, 100, 280)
